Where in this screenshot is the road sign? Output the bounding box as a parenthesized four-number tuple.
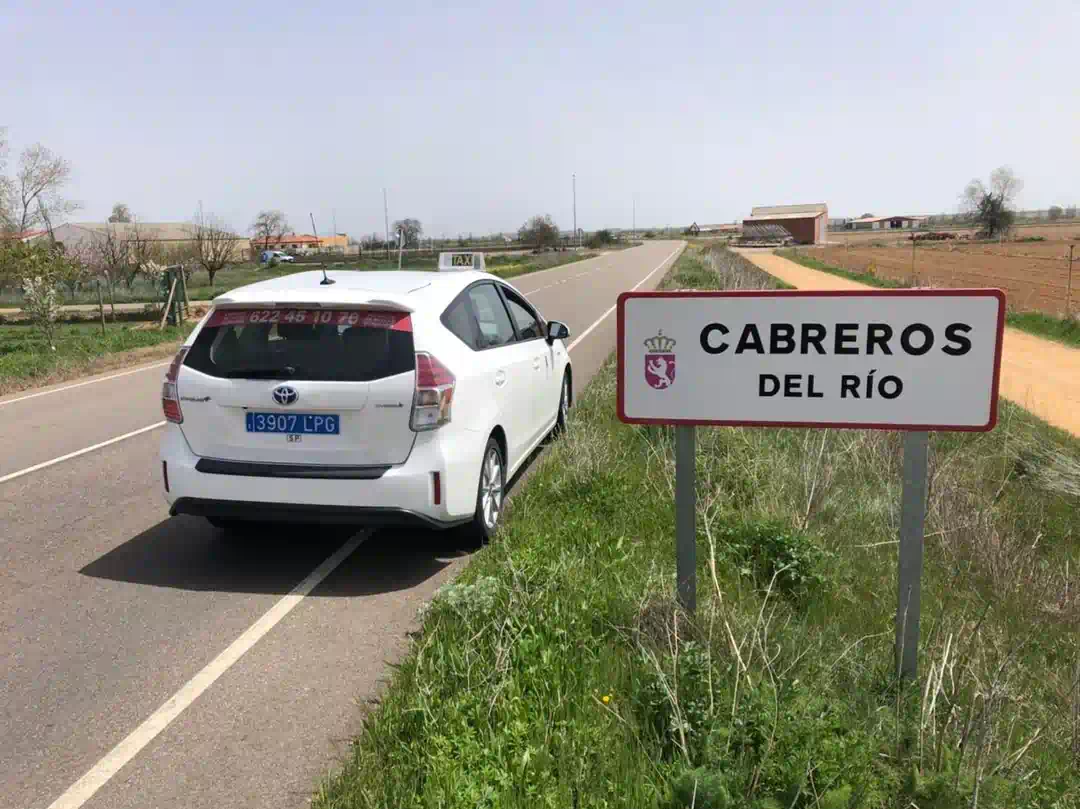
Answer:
(438, 251, 486, 272)
(618, 289, 1005, 431)
(616, 288, 1007, 682)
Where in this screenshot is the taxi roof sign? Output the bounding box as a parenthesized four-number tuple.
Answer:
(438, 251, 485, 272)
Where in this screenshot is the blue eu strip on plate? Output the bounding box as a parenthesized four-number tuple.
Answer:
(246, 412, 341, 435)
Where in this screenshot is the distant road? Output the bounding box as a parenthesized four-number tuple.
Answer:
(0, 240, 685, 809)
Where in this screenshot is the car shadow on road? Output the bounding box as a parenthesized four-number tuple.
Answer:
(79, 516, 478, 597)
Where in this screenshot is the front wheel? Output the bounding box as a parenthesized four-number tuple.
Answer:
(469, 437, 506, 542)
(553, 371, 571, 436)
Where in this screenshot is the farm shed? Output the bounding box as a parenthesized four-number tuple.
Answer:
(742, 203, 828, 245)
(848, 215, 927, 231)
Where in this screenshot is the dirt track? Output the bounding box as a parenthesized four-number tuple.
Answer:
(740, 251, 1080, 438)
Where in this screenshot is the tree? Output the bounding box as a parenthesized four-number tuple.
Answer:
(108, 203, 132, 223)
(127, 219, 165, 288)
(10, 241, 79, 348)
(518, 214, 560, 248)
(3, 143, 79, 234)
(961, 166, 1023, 240)
(250, 210, 289, 251)
(88, 225, 130, 317)
(191, 211, 240, 286)
(392, 218, 423, 247)
(1048, 205, 1064, 221)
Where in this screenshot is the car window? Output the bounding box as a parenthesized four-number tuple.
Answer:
(441, 296, 479, 350)
(500, 287, 543, 341)
(184, 309, 415, 381)
(466, 284, 516, 349)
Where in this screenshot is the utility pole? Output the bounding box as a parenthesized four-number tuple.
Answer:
(633, 195, 636, 238)
(572, 174, 577, 249)
(383, 188, 390, 260)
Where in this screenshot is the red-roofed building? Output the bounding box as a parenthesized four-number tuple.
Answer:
(257, 233, 323, 253)
(0, 229, 49, 243)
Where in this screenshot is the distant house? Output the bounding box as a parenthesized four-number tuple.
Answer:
(688, 222, 739, 235)
(0, 229, 49, 244)
(743, 203, 828, 244)
(847, 215, 927, 231)
(256, 233, 323, 253)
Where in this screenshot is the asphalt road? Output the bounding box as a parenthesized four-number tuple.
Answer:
(0, 240, 684, 809)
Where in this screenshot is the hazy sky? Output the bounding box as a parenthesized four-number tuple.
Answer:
(3, 0, 1077, 238)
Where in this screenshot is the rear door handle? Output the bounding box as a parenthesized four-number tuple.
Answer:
(495, 370, 507, 387)
(533, 357, 541, 370)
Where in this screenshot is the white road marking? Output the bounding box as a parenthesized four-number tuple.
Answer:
(0, 361, 171, 408)
(45, 534, 366, 809)
(0, 422, 166, 486)
(568, 244, 683, 351)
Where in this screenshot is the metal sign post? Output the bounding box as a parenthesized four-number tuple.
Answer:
(896, 431, 929, 680)
(675, 425, 697, 613)
(617, 288, 1006, 675)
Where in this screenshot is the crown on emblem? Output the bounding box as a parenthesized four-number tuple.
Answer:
(643, 330, 676, 353)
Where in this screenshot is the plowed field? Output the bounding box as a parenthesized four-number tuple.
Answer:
(810, 243, 1078, 315)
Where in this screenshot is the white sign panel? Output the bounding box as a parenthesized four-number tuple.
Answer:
(617, 289, 1005, 431)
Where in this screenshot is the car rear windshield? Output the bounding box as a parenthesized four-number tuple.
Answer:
(184, 308, 415, 382)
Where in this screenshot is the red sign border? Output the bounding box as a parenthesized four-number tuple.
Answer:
(616, 288, 1007, 433)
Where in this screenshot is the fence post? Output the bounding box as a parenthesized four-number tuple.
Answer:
(1068, 245, 1075, 318)
(96, 280, 106, 336)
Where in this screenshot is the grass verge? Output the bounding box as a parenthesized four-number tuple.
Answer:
(314, 245, 1080, 808)
(0, 321, 192, 396)
(777, 249, 1080, 349)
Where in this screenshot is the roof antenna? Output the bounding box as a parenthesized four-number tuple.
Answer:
(311, 212, 335, 285)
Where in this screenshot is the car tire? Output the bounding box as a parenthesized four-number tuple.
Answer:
(469, 436, 506, 542)
(553, 370, 571, 436)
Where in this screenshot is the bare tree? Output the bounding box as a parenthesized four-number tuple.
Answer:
(250, 210, 289, 252)
(0, 127, 11, 233)
(127, 219, 164, 288)
(5, 143, 79, 234)
(108, 203, 132, 223)
(89, 225, 130, 317)
(962, 166, 1023, 239)
(192, 211, 240, 287)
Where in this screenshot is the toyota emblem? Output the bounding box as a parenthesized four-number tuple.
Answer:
(272, 385, 299, 406)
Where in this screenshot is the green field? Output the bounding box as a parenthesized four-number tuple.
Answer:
(314, 246, 1080, 809)
(776, 249, 1080, 349)
(0, 321, 191, 393)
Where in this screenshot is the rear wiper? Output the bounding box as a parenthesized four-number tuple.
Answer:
(224, 366, 297, 379)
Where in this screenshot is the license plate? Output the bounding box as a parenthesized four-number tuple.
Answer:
(245, 412, 340, 435)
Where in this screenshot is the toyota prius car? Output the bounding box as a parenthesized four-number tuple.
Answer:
(159, 252, 572, 540)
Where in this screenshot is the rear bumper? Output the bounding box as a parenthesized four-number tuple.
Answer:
(159, 423, 483, 526)
(169, 497, 467, 529)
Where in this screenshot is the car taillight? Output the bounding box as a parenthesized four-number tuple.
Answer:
(411, 352, 454, 431)
(162, 347, 189, 424)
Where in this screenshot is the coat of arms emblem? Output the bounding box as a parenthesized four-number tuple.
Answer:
(644, 330, 676, 390)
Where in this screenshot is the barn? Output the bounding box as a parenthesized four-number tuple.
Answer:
(742, 203, 828, 245)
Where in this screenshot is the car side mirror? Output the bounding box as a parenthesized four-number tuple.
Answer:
(546, 320, 570, 343)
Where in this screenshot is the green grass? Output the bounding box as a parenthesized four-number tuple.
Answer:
(0, 321, 192, 388)
(313, 245, 1080, 808)
(0, 251, 605, 309)
(776, 249, 1080, 349)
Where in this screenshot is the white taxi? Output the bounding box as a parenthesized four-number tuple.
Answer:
(159, 252, 572, 540)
